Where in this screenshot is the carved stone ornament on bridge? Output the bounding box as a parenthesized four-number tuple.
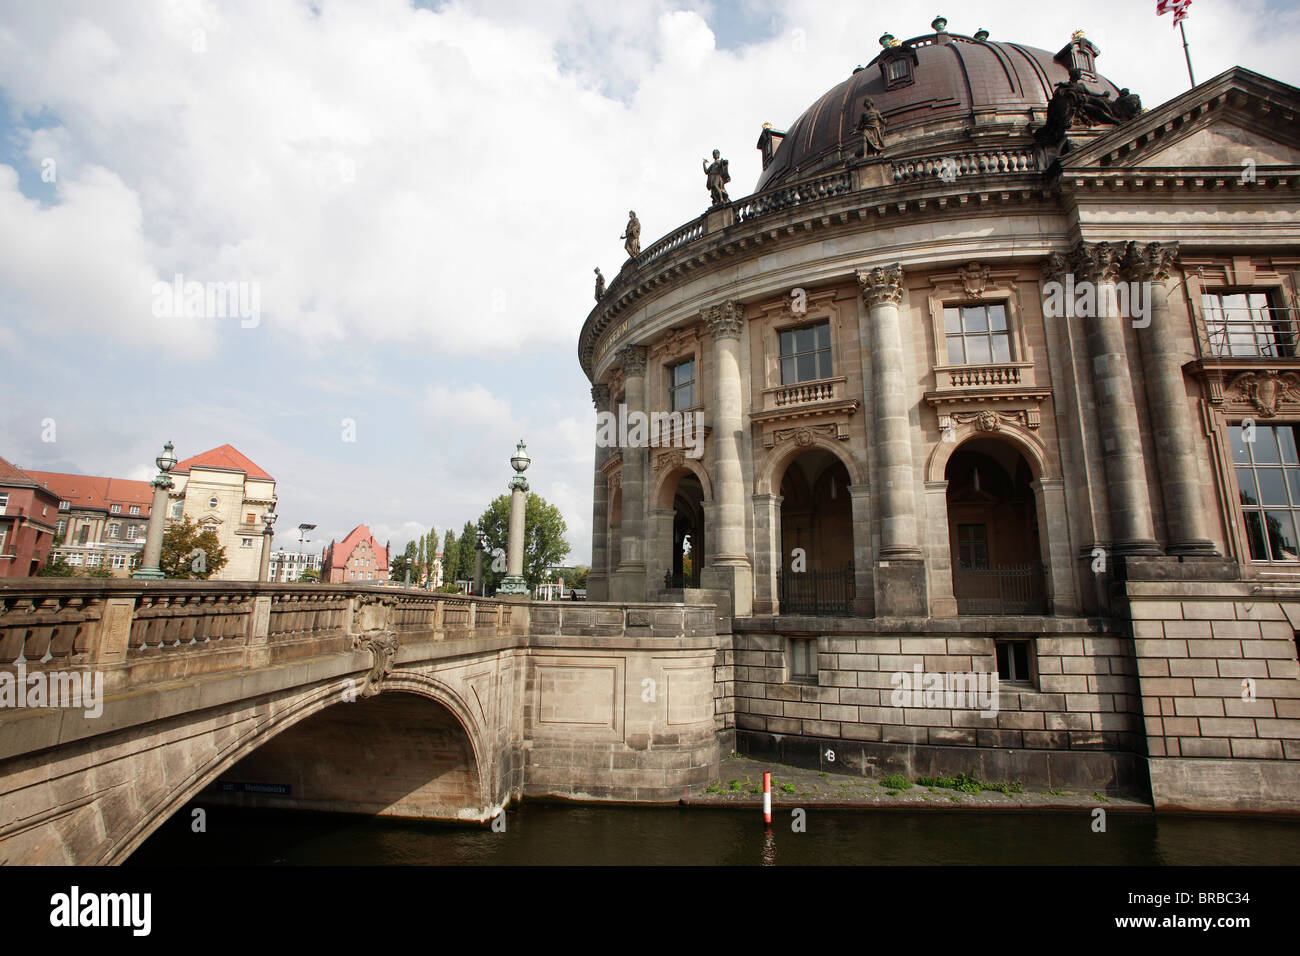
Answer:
(1121, 240, 1179, 282)
(353, 633, 399, 697)
(1227, 371, 1300, 417)
(856, 263, 905, 307)
(958, 262, 991, 298)
(705, 301, 745, 339)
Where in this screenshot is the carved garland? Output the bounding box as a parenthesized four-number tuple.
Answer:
(767, 423, 850, 448)
(940, 409, 1041, 432)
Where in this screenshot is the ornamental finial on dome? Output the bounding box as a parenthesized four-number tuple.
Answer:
(931, 16, 948, 33)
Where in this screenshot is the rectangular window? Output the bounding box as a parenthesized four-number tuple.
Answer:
(0, 528, 6, 551)
(789, 638, 818, 682)
(995, 639, 1033, 684)
(957, 524, 989, 569)
(66, 553, 82, 566)
(127, 525, 142, 541)
(242, 538, 253, 547)
(111, 554, 125, 569)
(246, 513, 256, 525)
(59, 500, 69, 511)
(944, 303, 1011, 365)
(171, 501, 183, 518)
(779, 322, 833, 384)
(1231, 422, 1300, 562)
(669, 359, 696, 411)
(86, 554, 101, 567)
(1203, 290, 1292, 357)
(129, 505, 141, 516)
(110, 504, 121, 514)
(77, 525, 89, 545)
(107, 523, 120, 539)
(0, 493, 7, 514)
(56, 519, 66, 536)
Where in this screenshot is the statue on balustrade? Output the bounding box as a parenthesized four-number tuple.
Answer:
(621, 211, 641, 258)
(594, 267, 605, 301)
(1035, 68, 1138, 147)
(703, 149, 731, 205)
(855, 97, 887, 156)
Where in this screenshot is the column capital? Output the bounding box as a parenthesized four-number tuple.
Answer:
(616, 344, 648, 376)
(591, 383, 611, 411)
(1121, 239, 1180, 282)
(1069, 240, 1125, 284)
(1041, 251, 1072, 285)
(704, 301, 745, 339)
(856, 263, 904, 307)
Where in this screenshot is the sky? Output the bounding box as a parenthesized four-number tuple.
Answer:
(0, 0, 1297, 565)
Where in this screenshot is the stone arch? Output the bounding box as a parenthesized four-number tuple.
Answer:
(652, 458, 713, 510)
(756, 432, 867, 495)
(105, 674, 492, 865)
(925, 419, 1050, 484)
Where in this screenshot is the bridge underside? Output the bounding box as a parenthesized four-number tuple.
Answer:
(208, 692, 485, 821)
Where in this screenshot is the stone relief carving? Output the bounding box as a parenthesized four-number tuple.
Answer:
(941, 409, 1041, 432)
(770, 423, 848, 448)
(958, 262, 991, 298)
(653, 448, 687, 472)
(1121, 240, 1179, 282)
(705, 301, 745, 339)
(1227, 371, 1300, 417)
(617, 344, 648, 376)
(353, 633, 398, 698)
(856, 263, 905, 306)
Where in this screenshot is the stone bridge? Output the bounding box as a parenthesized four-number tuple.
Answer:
(0, 582, 722, 864)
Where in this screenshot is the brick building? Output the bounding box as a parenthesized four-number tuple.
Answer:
(0, 457, 62, 577)
(26, 470, 153, 576)
(321, 525, 389, 583)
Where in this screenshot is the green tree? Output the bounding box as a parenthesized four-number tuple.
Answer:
(458, 520, 478, 583)
(476, 492, 571, 591)
(159, 516, 228, 579)
(566, 565, 590, 590)
(298, 567, 320, 583)
(440, 529, 460, 591)
(38, 553, 76, 577)
(425, 528, 437, 583)
(416, 536, 426, 582)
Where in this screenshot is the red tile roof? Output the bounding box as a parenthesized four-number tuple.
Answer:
(0, 455, 39, 487)
(25, 470, 155, 515)
(324, 524, 389, 573)
(173, 444, 273, 481)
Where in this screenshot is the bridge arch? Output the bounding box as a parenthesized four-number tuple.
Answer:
(108, 674, 495, 865)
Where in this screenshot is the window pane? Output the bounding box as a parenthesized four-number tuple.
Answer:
(816, 348, 833, 379)
(1229, 425, 1249, 464)
(1279, 426, 1299, 464)
(779, 330, 795, 357)
(797, 353, 815, 381)
(966, 336, 991, 364)
(816, 323, 830, 348)
(996, 643, 1009, 681)
(1236, 468, 1259, 506)
(947, 338, 965, 365)
(1013, 643, 1029, 681)
(796, 327, 814, 353)
(1255, 427, 1281, 464)
(991, 334, 1011, 363)
(1244, 512, 1268, 559)
(988, 304, 1008, 331)
(962, 307, 988, 333)
(944, 307, 962, 334)
(1258, 469, 1288, 506)
(1288, 470, 1300, 506)
(781, 357, 795, 384)
(1266, 511, 1299, 560)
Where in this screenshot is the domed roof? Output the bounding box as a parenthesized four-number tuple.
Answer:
(755, 28, 1123, 191)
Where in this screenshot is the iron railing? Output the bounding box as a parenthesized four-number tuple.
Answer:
(777, 564, 855, 616)
(1202, 306, 1300, 358)
(952, 563, 1047, 615)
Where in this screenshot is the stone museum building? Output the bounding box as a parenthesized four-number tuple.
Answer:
(578, 21, 1300, 810)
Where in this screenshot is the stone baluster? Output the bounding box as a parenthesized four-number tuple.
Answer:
(611, 345, 649, 602)
(700, 302, 753, 617)
(1122, 240, 1218, 555)
(857, 264, 927, 615)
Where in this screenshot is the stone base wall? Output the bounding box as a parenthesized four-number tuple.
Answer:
(730, 616, 1144, 792)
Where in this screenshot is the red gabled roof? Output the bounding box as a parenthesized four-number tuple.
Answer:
(24, 470, 154, 515)
(0, 455, 38, 487)
(172, 444, 273, 481)
(324, 524, 389, 572)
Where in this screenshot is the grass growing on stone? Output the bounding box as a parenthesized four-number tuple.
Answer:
(915, 772, 1022, 795)
(879, 773, 913, 791)
(728, 780, 742, 791)
(781, 783, 796, 794)
(1093, 792, 1109, 803)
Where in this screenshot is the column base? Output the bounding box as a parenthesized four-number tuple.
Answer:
(874, 557, 928, 617)
(131, 567, 165, 580)
(1111, 538, 1164, 556)
(701, 561, 752, 618)
(610, 565, 647, 603)
(497, 575, 529, 596)
(1165, 540, 1220, 557)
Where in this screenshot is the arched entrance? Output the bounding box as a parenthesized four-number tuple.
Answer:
(777, 448, 855, 614)
(659, 469, 706, 588)
(945, 438, 1047, 614)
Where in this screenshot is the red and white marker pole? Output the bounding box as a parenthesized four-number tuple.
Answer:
(762, 771, 772, 824)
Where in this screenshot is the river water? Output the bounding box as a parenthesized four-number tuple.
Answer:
(129, 802, 1300, 866)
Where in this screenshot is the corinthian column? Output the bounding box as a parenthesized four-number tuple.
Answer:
(857, 264, 927, 615)
(610, 345, 649, 602)
(700, 301, 753, 617)
(588, 384, 612, 600)
(1060, 241, 1160, 555)
(1123, 241, 1217, 555)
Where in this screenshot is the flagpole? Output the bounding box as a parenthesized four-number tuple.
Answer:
(1179, 19, 1196, 87)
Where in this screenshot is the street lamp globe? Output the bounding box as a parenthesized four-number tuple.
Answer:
(156, 441, 177, 474)
(511, 439, 531, 474)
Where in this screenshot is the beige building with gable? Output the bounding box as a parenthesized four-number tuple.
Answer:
(169, 444, 277, 581)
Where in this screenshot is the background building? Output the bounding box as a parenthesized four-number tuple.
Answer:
(321, 525, 389, 583)
(26, 470, 152, 576)
(267, 549, 322, 582)
(578, 22, 1300, 809)
(169, 445, 277, 581)
(0, 456, 61, 577)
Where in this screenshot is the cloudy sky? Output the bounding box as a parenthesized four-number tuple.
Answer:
(0, 0, 1296, 564)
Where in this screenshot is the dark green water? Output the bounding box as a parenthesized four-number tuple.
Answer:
(129, 803, 1300, 866)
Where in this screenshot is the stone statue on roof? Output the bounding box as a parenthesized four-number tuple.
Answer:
(594, 267, 605, 301)
(703, 149, 731, 205)
(855, 97, 887, 156)
(621, 211, 641, 259)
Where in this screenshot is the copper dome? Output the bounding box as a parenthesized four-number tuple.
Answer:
(755, 29, 1123, 191)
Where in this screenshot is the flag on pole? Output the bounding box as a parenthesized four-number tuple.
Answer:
(1156, 0, 1192, 27)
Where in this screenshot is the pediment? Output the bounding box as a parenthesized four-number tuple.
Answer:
(1060, 66, 1300, 173)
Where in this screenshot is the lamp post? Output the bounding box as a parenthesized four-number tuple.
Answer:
(259, 511, 277, 582)
(297, 523, 315, 581)
(473, 530, 487, 596)
(132, 441, 177, 580)
(498, 439, 531, 597)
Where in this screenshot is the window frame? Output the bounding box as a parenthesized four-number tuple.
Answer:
(777, 320, 834, 386)
(110, 504, 121, 515)
(668, 358, 697, 413)
(788, 637, 819, 684)
(1200, 287, 1292, 358)
(942, 301, 1015, 366)
(1229, 421, 1300, 564)
(994, 638, 1035, 686)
